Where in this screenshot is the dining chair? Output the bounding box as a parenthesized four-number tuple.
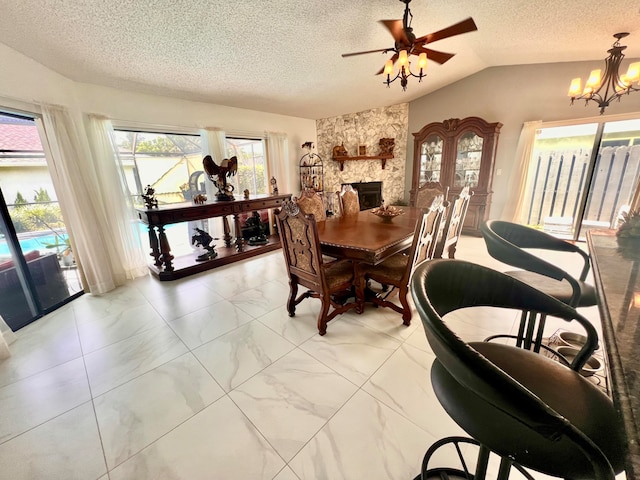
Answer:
(336, 184, 360, 216)
(295, 189, 326, 221)
(411, 181, 448, 209)
(480, 219, 597, 352)
(410, 259, 625, 480)
(433, 186, 472, 259)
(275, 199, 357, 335)
(355, 196, 446, 325)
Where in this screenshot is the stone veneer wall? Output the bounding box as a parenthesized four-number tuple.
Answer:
(315, 103, 408, 206)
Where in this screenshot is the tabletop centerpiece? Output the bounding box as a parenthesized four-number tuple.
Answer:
(371, 202, 404, 223)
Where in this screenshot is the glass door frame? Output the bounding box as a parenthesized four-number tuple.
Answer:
(0, 108, 83, 330)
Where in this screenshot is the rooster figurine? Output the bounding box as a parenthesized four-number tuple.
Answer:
(203, 155, 238, 201)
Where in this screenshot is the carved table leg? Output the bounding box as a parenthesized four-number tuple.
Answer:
(157, 225, 174, 272)
(222, 216, 233, 248)
(148, 226, 162, 267)
(233, 213, 244, 252)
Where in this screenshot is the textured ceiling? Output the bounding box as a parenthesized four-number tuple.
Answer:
(1, 0, 639, 119)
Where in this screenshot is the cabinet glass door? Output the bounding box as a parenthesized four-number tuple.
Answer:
(419, 134, 443, 184)
(455, 132, 483, 188)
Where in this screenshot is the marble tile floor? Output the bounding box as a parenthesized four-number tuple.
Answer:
(0, 235, 608, 480)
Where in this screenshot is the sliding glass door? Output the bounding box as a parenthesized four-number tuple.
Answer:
(521, 118, 640, 241)
(0, 111, 82, 331)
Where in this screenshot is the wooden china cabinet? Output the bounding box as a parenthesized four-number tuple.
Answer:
(411, 116, 502, 235)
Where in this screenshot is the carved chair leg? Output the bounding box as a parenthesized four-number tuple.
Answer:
(287, 280, 299, 317)
(399, 284, 412, 326)
(317, 298, 331, 336)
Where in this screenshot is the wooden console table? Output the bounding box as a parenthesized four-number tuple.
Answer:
(587, 230, 640, 479)
(137, 193, 290, 280)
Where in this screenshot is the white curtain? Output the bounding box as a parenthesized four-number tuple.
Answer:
(85, 115, 148, 280)
(265, 132, 290, 194)
(502, 120, 542, 223)
(200, 128, 227, 238)
(0, 315, 16, 361)
(37, 104, 145, 294)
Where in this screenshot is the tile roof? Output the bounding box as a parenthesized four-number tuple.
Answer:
(0, 124, 43, 151)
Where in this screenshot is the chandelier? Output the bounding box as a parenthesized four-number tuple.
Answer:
(383, 50, 427, 90)
(568, 33, 640, 114)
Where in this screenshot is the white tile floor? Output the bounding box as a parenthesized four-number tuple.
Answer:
(0, 236, 606, 480)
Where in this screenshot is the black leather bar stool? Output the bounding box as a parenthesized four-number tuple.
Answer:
(480, 220, 597, 353)
(410, 259, 625, 480)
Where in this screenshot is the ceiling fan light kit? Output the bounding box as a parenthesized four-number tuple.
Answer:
(568, 32, 640, 114)
(341, 0, 477, 91)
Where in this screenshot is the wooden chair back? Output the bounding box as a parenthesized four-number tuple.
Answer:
(410, 196, 447, 274)
(337, 184, 360, 216)
(434, 186, 472, 259)
(295, 189, 326, 221)
(411, 182, 448, 209)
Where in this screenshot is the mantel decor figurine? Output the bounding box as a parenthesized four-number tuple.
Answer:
(203, 154, 238, 201)
(142, 185, 158, 209)
(191, 227, 218, 261)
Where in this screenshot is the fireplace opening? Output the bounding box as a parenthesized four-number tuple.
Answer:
(343, 181, 382, 210)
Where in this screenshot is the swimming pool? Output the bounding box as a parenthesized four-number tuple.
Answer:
(0, 233, 69, 257)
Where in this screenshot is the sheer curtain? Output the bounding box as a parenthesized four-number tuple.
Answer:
(200, 128, 227, 238)
(265, 132, 290, 194)
(37, 104, 146, 294)
(265, 132, 290, 234)
(0, 315, 16, 360)
(502, 120, 542, 223)
(85, 115, 148, 280)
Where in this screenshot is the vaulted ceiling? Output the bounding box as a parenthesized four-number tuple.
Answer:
(1, 0, 639, 119)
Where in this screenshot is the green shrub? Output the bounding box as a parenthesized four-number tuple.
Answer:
(9, 203, 65, 233)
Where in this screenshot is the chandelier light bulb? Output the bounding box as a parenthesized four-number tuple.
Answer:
(625, 62, 640, 84)
(398, 50, 409, 66)
(384, 59, 394, 75)
(585, 69, 602, 90)
(417, 52, 427, 70)
(568, 78, 582, 97)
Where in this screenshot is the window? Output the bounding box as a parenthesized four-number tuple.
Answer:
(226, 137, 268, 195)
(113, 131, 203, 205)
(113, 131, 268, 204)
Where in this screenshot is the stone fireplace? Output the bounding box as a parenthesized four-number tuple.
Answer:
(343, 181, 382, 210)
(315, 103, 408, 206)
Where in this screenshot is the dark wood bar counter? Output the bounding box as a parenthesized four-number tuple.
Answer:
(587, 230, 640, 479)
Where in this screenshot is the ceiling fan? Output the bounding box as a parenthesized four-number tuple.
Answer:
(342, 0, 477, 89)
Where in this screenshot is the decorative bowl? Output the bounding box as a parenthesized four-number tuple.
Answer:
(371, 206, 404, 223)
(556, 346, 603, 377)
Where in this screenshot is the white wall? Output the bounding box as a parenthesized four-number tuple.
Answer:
(406, 59, 640, 220)
(0, 44, 77, 109)
(0, 43, 316, 195)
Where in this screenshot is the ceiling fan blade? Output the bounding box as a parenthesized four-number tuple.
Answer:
(342, 48, 392, 58)
(415, 17, 478, 45)
(380, 19, 410, 45)
(413, 45, 456, 65)
(376, 52, 399, 75)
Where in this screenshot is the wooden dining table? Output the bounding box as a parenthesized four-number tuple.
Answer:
(317, 207, 422, 265)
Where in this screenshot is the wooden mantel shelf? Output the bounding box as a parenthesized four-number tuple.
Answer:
(332, 154, 394, 171)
